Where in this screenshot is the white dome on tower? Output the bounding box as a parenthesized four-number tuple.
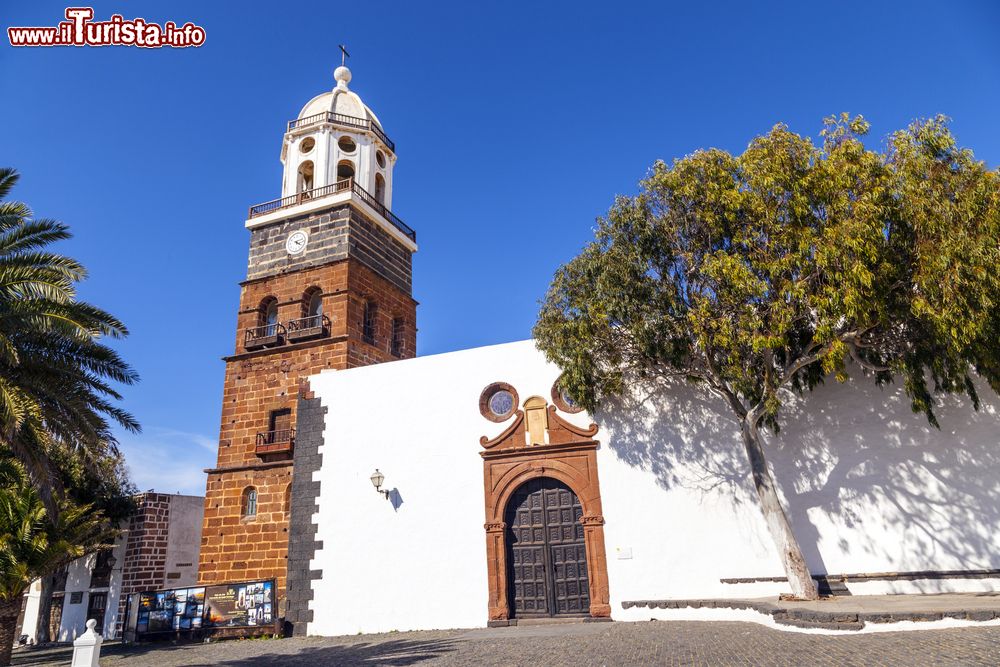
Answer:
(276, 64, 398, 220)
(296, 65, 384, 131)
(247, 62, 414, 251)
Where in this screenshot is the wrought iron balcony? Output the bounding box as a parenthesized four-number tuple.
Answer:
(287, 111, 395, 152)
(89, 570, 111, 590)
(256, 428, 295, 455)
(247, 178, 416, 243)
(245, 322, 285, 350)
(286, 314, 331, 343)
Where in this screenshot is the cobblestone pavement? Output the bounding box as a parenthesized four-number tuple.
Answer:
(11, 620, 1000, 666)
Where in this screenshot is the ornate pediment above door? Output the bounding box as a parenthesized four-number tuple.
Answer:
(479, 400, 599, 452)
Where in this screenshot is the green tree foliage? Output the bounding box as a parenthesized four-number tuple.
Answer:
(534, 115, 1000, 599)
(0, 168, 139, 517)
(0, 455, 115, 665)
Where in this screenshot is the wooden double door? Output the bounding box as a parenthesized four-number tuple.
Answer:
(505, 478, 590, 617)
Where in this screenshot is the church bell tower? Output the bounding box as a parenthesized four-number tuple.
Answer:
(199, 63, 417, 607)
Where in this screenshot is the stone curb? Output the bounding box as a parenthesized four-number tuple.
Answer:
(621, 599, 1000, 631)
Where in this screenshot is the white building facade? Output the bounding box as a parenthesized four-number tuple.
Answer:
(18, 492, 203, 643)
(283, 339, 1000, 636)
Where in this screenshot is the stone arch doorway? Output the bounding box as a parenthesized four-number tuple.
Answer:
(480, 393, 611, 624)
(505, 477, 591, 617)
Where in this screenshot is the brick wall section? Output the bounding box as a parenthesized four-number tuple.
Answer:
(199, 464, 293, 595)
(246, 205, 413, 294)
(284, 383, 326, 636)
(234, 258, 416, 359)
(113, 493, 171, 637)
(200, 198, 417, 620)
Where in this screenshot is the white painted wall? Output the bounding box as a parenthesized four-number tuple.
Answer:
(46, 534, 128, 641)
(598, 369, 1000, 603)
(305, 339, 1000, 634)
(306, 341, 588, 636)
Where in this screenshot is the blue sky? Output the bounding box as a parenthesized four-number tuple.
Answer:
(2, 1, 998, 494)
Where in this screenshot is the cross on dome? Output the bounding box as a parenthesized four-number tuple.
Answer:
(335, 44, 352, 90)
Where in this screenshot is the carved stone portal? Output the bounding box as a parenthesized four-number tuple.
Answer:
(480, 395, 611, 622)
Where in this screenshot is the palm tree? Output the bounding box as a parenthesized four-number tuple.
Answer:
(0, 168, 139, 515)
(0, 456, 113, 666)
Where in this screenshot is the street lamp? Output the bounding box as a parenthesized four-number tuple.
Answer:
(370, 469, 389, 499)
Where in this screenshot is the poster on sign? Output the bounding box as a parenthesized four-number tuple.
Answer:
(135, 587, 205, 637)
(204, 580, 274, 628)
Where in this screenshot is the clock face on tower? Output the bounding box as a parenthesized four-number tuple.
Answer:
(285, 230, 308, 255)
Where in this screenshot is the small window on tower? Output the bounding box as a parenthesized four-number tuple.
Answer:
(242, 487, 257, 518)
(337, 160, 355, 183)
(299, 137, 315, 154)
(391, 317, 404, 357)
(375, 173, 386, 205)
(363, 300, 377, 345)
(376, 150, 386, 169)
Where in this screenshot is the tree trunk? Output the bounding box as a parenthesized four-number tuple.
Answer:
(34, 575, 52, 644)
(0, 597, 24, 667)
(740, 418, 819, 600)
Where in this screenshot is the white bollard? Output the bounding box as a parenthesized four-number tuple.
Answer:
(70, 619, 102, 667)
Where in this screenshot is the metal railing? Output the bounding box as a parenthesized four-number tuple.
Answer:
(247, 179, 352, 218)
(245, 322, 285, 349)
(247, 179, 416, 242)
(287, 111, 395, 152)
(256, 428, 295, 450)
(287, 314, 330, 334)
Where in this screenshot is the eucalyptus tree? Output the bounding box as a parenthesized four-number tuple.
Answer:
(0, 168, 139, 515)
(534, 115, 1000, 599)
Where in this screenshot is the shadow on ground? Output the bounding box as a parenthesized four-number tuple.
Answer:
(12, 637, 457, 667)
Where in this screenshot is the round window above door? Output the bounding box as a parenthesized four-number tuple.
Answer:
(479, 382, 519, 422)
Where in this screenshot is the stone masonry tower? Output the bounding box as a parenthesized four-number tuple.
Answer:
(198, 64, 417, 611)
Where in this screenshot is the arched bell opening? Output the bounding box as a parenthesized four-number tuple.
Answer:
(297, 160, 314, 194)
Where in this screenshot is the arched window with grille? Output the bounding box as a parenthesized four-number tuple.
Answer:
(304, 288, 323, 319)
(242, 487, 257, 518)
(287, 287, 327, 341)
(260, 298, 279, 336)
